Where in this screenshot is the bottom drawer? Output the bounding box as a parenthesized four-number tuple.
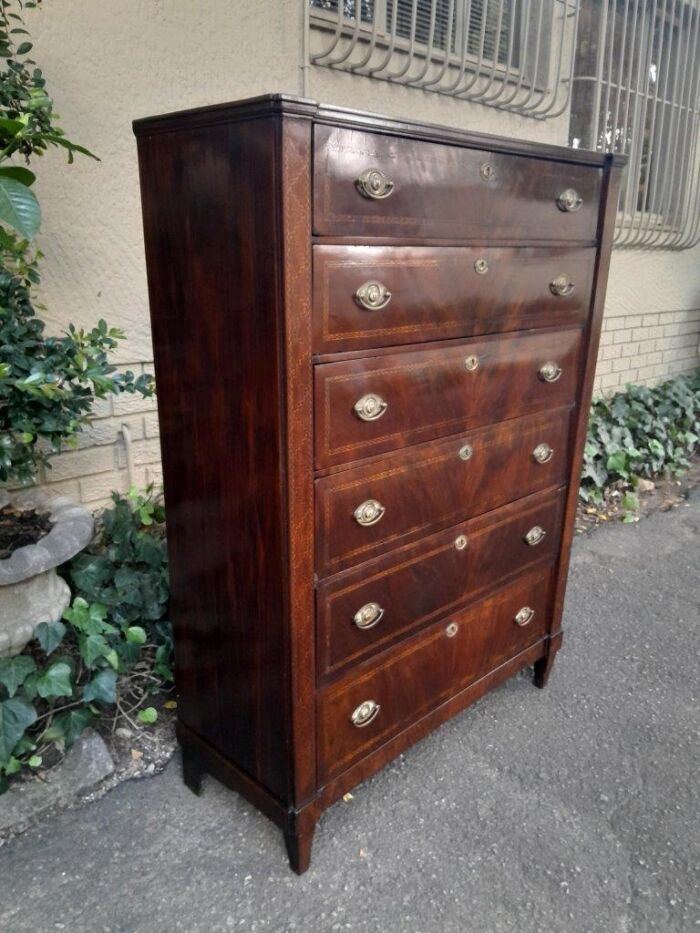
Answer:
(318, 567, 552, 782)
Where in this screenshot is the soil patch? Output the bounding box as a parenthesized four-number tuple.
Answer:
(0, 505, 53, 560)
(576, 455, 700, 533)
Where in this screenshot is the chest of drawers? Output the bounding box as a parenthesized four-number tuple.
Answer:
(134, 95, 624, 874)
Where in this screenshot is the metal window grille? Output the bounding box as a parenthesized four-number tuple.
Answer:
(307, 0, 580, 117)
(570, 0, 700, 249)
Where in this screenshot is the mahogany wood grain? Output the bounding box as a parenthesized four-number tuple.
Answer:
(134, 94, 624, 874)
(316, 408, 571, 576)
(317, 568, 552, 781)
(314, 125, 602, 241)
(313, 245, 595, 353)
(315, 327, 582, 468)
(317, 486, 565, 678)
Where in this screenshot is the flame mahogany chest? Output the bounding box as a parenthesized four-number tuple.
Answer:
(133, 95, 623, 873)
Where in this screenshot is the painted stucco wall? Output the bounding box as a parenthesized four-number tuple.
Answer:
(17, 1, 700, 508)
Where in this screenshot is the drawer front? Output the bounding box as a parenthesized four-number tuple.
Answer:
(318, 567, 552, 781)
(315, 328, 582, 469)
(317, 487, 564, 678)
(316, 408, 571, 577)
(314, 126, 601, 241)
(313, 245, 595, 354)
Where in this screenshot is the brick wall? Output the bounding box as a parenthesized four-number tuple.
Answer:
(593, 308, 700, 396)
(35, 361, 163, 510)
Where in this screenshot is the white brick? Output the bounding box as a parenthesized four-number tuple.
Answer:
(36, 478, 81, 501)
(612, 329, 632, 345)
(130, 439, 162, 467)
(612, 357, 633, 373)
(47, 447, 115, 482)
(112, 391, 158, 416)
(143, 412, 161, 438)
(79, 470, 130, 504)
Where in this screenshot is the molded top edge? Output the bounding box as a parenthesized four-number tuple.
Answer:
(132, 93, 626, 168)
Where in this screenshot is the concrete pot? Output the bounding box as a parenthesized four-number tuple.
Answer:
(0, 490, 94, 657)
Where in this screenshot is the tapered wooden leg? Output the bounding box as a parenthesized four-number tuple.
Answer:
(284, 823, 315, 875)
(533, 632, 563, 689)
(182, 749, 205, 796)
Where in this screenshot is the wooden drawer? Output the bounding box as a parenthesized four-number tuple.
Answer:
(317, 566, 552, 781)
(317, 487, 564, 678)
(316, 408, 571, 577)
(314, 126, 601, 242)
(315, 328, 582, 469)
(313, 245, 595, 354)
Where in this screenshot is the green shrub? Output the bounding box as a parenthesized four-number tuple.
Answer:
(0, 486, 172, 792)
(581, 369, 700, 504)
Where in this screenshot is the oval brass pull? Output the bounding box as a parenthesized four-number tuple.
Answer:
(525, 525, 546, 546)
(557, 188, 583, 213)
(354, 499, 385, 527)
(355, 280, 392, 311)
(446, 622, 459, 638)
(539, 361, 563, 383)
(354, 602, 384, 630)
(474, 258, 489, 275)
(480, 161, 495, 181)
(514, 606, 535, 627)
(459, 443, 473, 461)
(550, 275, 575, 297)
(356, 168, 395, 200)
(454, 534, 468, 550)
(354, 393, 388, 421)
(351, 699, 380, 728)
(464, 355, 479, 371)
(533, 443, 554, 464)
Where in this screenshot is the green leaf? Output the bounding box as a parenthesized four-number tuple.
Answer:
(46, 708, 94, 747)
(0, 696, 37, 765)
(3, 756, 21, 775)
(622, 491, 640, 512)
(82, 669, 117, 705)
(0, 655, 36, 697)
(125, 626, 147, 646)
(28, 754, 42, 768)
(0, 175, 40, 238)
(0, 165, 36, 186)
(79, 634, 110, 668)
(34, 619, 67, 655)
(0, 116, 26, 137)
(137, 706, 158, 725)
(35, 661, 73, 699)
(15, 41, 33, 55)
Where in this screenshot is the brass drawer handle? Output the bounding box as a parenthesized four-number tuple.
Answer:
(354, 499, 385, 527)
(464, 355, 479, 371)
(355, 280, 392, 311)
(356, 168, 394, 200)
(351, 699, 380, 728)
(474, 258, 489, 275)
(525, 525, 546, 546)
(557, 188, 583, 212)
(550, 274, 575, 297)
(354, 602, 384, 630)
(539, 361, 562, 383)
(458, 443, 473, 461)
(354, 393, 388, 421)
(454, 534, 468, 550)
(533, 443, 554, 464)
(514, 606, 535, 627)
(446, 621, 459, 638)
(480, 161, 495, 181)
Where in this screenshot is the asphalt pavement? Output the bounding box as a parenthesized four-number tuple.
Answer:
(1, 497, 698, 933)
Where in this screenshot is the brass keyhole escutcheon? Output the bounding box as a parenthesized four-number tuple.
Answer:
(524, 526, 546, 546)
(550, 274, 575, 297)
(454, 534, 468, 550)
(354, 499, 386, 527)
(459, 443, 473, 461)
(355, 280, 392, 311)
(514, 606, 535, 627)
(533, 443, 554, 464)
(464, 355, 479, 371)
(446, 622, 459, 638)
(480, 162, 495, 181)
(538, 361, 562, 383)
(556, 188, 583, 212)
(474, 258, 489, 275)
(354, 393, 388, 422)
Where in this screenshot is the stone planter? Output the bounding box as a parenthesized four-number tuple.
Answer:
(0, 490, 94, 657)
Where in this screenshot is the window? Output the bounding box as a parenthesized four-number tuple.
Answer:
(570, 0, 700, 248)
(308, 0, 577, 116)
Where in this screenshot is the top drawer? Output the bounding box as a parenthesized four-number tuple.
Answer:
(314, 126, 602, 242)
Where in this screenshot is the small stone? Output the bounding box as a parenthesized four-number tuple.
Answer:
(115, 727, 133, 740)
(637, 478, 655, 493)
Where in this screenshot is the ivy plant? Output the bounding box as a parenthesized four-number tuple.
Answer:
(581, 369, 700, 505)
(0, 486, 172, 792)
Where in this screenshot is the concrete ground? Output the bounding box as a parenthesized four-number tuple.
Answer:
(1, 498, 698, 933)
